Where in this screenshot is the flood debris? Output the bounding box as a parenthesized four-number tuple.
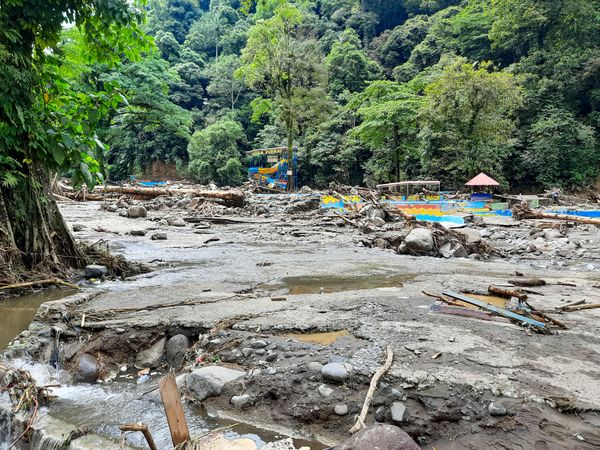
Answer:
(349, 346, 394, 434)
(119, 423, 158, 450)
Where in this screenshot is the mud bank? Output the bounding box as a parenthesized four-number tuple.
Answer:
(3, 197, 600, 449)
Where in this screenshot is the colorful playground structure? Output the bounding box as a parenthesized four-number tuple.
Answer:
(321, 178, 511, 225)
(247, 147, 298, 190)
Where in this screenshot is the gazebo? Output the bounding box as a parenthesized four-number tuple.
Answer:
(465, 172, 499, 188)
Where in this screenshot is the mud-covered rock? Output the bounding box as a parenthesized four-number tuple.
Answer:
(166, 334, 190, 367)
(151, 232, 168, 240)
(404, 228, 434, 253)
(127, 205, 147, 218)
(186, 365, 246, 401)
(335, 424, 420, 450)
(135, 337, 166, 369)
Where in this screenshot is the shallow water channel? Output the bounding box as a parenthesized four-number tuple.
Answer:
(0, 288, 76, 349)
(0, 289, 325, 449)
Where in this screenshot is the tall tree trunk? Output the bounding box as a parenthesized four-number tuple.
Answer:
(0, 162, 84, 276)
(286, 131, 295, 192)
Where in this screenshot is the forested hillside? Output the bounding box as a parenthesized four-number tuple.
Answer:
(64, 0, 600, 190)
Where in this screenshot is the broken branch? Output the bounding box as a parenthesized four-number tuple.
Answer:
(349, 346, 394, 434)
(119, 423, 158, 450)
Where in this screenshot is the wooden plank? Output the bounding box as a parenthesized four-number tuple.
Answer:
(159, 372, 190, 446)
(443, 291, 547, 330)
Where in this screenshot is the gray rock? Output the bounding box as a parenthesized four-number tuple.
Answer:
(151, 232, 168, 240)
(488, 402, 507, 416)
(135, 337, 167, 369)
(251, 340, 268, 348)
(171, 218, 186, 227)
(116, 199, 130, 209)
(118, 208, 128, 217)
(72, 223, 86, 232)
(308, 362, 323, 372)
(255, 349, 266, 355)
(76, 354, 99, 382)
(105, 204, 118, 213)
(321, 362, 351, 382)
(241, 347, 254, 357)
(84, 265, 107, 279)
(391, 402, 406, 422)
(186, 366, 246, 401)
(439, 241, 468, 258)
(318, 384, 334, 398)
(334, 404, 348, 416)
(130, 229, 147, 236)
(265, 353, 278, 362)
(336, 424, 420, 450)
(166, 334, 190, 367)
(404, 228, 434, 253)
(374, 405, 386, 422)
(127, 205, 147, 218)
(457, 228, 482, 244)
(231, 394, 250, 409)
(371, 217, 386, 227)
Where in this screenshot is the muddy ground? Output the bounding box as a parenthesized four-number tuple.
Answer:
(3, 193, 600, 449)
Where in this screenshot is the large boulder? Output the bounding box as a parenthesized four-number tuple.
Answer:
(134, 337, 167, 369)
(404, 228, 434, 253)
(335, 424, 420, 450)
(186, 366, 246, 401)
(127, 205, 147, 218)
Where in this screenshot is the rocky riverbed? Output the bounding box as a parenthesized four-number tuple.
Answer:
(2, 192, 600, 449)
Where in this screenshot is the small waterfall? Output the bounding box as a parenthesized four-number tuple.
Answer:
(29, 414, 77, 450)
(0, 398, 18, 450)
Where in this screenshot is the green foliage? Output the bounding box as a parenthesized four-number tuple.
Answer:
(239, 2, 329, 176)
(0, 0, 152, 191)
(203, 55, 247, 114)
(524, 107, 599, 188)
(326, 29, 381, 95)
(187, 118, 246, 184)
(146, 0, 203, 43)
(350, 80, 424, 184)
(100, 58, 193, 179)
(420, 60, 523, 186)
(33, 0, 599, 192)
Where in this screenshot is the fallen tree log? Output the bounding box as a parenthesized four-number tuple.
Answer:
(59, 183, 245, 206)
(101, 186, 244, 206)
(512, 202, 600, 225)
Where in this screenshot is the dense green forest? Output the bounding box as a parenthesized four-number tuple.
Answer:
(9, 0, 600, 191)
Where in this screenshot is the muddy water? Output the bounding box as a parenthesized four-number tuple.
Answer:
(259, 273, 413, 295)
(286, 330, 350, 345)
(0, 289, 75, 349)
